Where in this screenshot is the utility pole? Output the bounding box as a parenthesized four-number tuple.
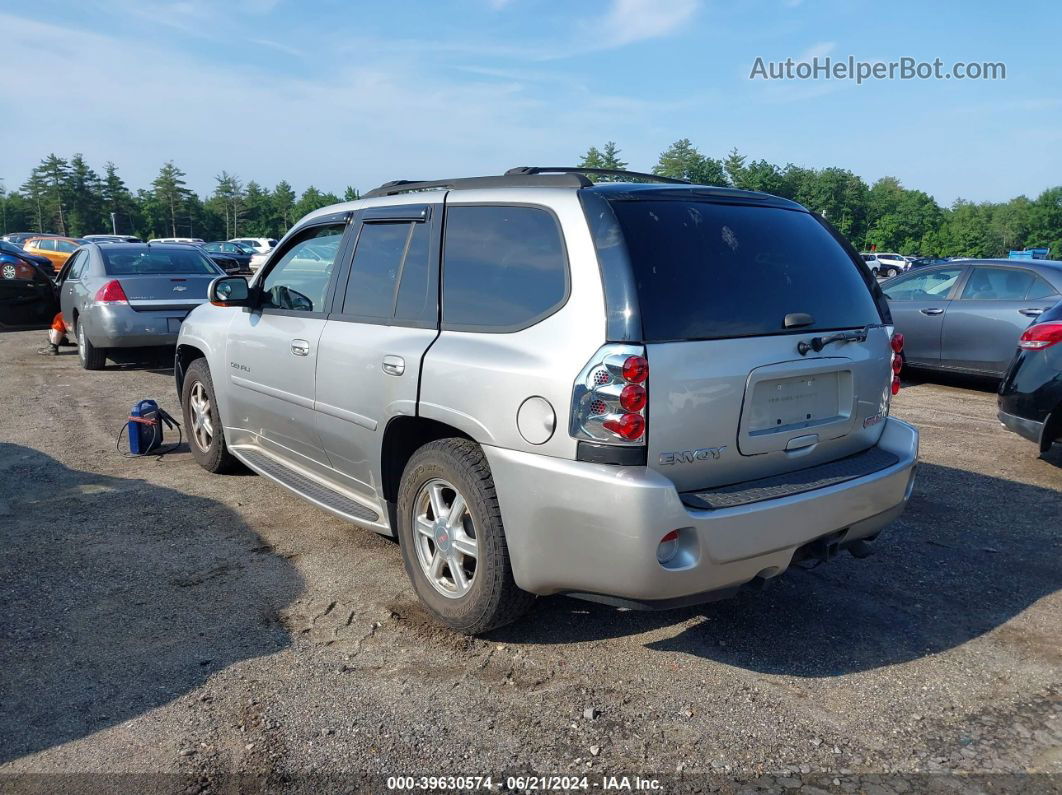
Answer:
(110, 212, 117, 235)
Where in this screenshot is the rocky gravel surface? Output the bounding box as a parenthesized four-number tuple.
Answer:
(0, 331, 1059, 793)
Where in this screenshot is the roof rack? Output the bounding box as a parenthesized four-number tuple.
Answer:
(505, 166, 690, 184)
(361, 166, 690, 199)
(362, 173, 591, 199)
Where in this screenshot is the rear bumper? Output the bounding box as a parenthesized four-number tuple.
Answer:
(997, 409, 1044, 446)
(485, 417, 918, 603)
(84, 304, 194, 348)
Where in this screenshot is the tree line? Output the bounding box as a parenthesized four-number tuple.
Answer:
(2, 145, 1060, 258)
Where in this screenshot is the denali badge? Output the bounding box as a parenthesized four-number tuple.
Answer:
(659, 446, 727, 466)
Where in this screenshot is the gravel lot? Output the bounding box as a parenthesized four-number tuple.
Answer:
(0, 329, 1059, 794)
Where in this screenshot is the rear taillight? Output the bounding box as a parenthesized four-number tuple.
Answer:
(1019, 322, 1062, 350)
(890, 332, 903, 395)
(570, 344, 649, 446)
(95, 280, 128, 303)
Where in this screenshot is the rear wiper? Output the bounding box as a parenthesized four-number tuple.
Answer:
(797, 326, 869, 356)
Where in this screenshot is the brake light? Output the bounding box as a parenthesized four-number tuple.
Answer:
(890, 332, 904, 395)
(1019, 322, 1062, 350)
(621, 355, 649, 384)
(603, 412, 645, 440)
(95, 280, 128, 303)
(570, 345, 650, 447)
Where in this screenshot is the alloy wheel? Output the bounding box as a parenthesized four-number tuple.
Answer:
(189, 381, 214, 452)
(412, 478, 479, 599)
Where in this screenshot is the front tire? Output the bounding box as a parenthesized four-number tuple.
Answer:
(397, 438, 534, 634)
(885, 267, 899, 278)
(181, 359, 239, 473)
(76, 320, 107, 370)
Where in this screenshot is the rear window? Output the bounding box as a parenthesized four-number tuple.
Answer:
(607, 200, 881, 341)
(102, 248, 220, 275)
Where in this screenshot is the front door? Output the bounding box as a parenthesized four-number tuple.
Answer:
(314, 204, 440, 499)
(881, 266, 965, 367)
(224, 218, 351, 466)
(0, 258, 57, 330)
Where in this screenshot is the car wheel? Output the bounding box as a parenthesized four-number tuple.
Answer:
(181, 359, 239, 473)
(885, 267, 899, 278)
(397, 438, 534, 634)
(76, 319, 107, 370)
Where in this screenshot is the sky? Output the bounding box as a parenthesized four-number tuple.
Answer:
(2, 0, 1060, 205)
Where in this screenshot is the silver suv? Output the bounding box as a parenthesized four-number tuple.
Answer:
(175, 167, 919, 634)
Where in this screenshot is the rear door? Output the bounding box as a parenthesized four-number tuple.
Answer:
(940, 265, 1059, 375)
(607, 197, 892, 491)
(313, 204, 440, 498)
(881, 265, 965, 367)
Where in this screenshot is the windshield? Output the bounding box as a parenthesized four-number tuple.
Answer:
(101, 247, 221, 275)
(606, 199, 882, 342)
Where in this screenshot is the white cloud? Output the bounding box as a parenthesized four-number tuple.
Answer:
(596, 0, 700, 48)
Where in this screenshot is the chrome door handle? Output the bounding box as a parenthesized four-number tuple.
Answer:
(290, 339, 310, 356)
(919, 307, 944, 315)
(382, 355, 405, 376)
(1018, 308, 1045, 317)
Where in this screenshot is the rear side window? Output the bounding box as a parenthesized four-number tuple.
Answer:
(442, 205, 567, 330)
(1028, 276, 1060, 301)
(960, 267, 1035, 300)
(342, 222, 410, 318)
(608, 200, 881, 341)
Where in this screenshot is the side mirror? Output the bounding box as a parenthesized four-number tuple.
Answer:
(208, 275, 250, 306)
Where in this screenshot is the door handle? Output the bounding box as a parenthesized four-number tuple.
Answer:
(290, 339, 310, 356)
(919, 307, 944, 315)
(382, 355, 405, 376)
(1018, 308, 1045, 317)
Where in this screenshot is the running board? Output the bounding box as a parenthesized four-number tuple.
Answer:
(234, 447, 382, 524)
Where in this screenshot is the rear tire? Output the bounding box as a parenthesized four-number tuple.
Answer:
(181, 359, 239, 474)
(76, 320, 106, 370)
(885, 267, 899, 278)
(397, 438, 534, 634)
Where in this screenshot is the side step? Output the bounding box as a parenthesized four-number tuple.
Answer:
(236, 448, 381, 523)
(682, 446, 900, 510)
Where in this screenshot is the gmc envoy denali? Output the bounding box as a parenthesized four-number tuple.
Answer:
(175, 167, 919, 634)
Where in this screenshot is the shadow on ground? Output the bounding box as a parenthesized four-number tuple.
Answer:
(0, 443, 302, 764)
(492, 462, 1062, 676)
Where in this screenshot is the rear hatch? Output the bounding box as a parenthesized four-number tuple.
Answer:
(607, 194, 893, 491)
(101, 246, 221, 312)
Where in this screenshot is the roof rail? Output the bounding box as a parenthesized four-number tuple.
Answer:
(362, 172, 591, 199)
(505, 166, 690, 184)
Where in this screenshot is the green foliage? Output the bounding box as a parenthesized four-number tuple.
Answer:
(3, 150, 1059, 259)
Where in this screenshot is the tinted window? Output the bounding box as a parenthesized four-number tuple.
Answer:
(1027, 276, 1060, 301)
(36, 239, 55, 251)
(261, 223, 345, 312)
(55, 240, 77, 253)
(442, 206, 567, 329)
(102, 248, 220, 275)
(960, 267, 1035, 300)
(882, 267, 963, 301)
(394, 222, 432, 322)
(342, 222, 410, 318)
(608, 200, 880, 341)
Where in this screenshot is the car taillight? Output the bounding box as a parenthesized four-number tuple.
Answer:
(570, 344, 649, 446)
(890, 331, 903, 395)
(1019, 322, 1062, 350)
(95, 280, 128, 303)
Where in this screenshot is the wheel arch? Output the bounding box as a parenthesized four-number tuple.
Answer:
(381, 416, 475, 516)
(175, 342, 208, 399)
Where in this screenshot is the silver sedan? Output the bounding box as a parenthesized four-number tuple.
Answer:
(56, 243, 226, 370)
(883, 258, 1062, 377)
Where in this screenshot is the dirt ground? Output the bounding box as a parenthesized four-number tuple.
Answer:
(0, 329, 1059, 794)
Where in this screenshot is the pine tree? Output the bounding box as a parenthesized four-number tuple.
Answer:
(39, 154, 71, 235)
(152, 161, 189, 237)
(723, 148, 747, 188)
(272, 180, 297, 235)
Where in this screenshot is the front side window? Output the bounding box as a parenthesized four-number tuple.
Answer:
(883, 267, 963, 301)
(960, 267, 1035, 301)
(260, 223, 345, 312)
(442, 205, 567, 330)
